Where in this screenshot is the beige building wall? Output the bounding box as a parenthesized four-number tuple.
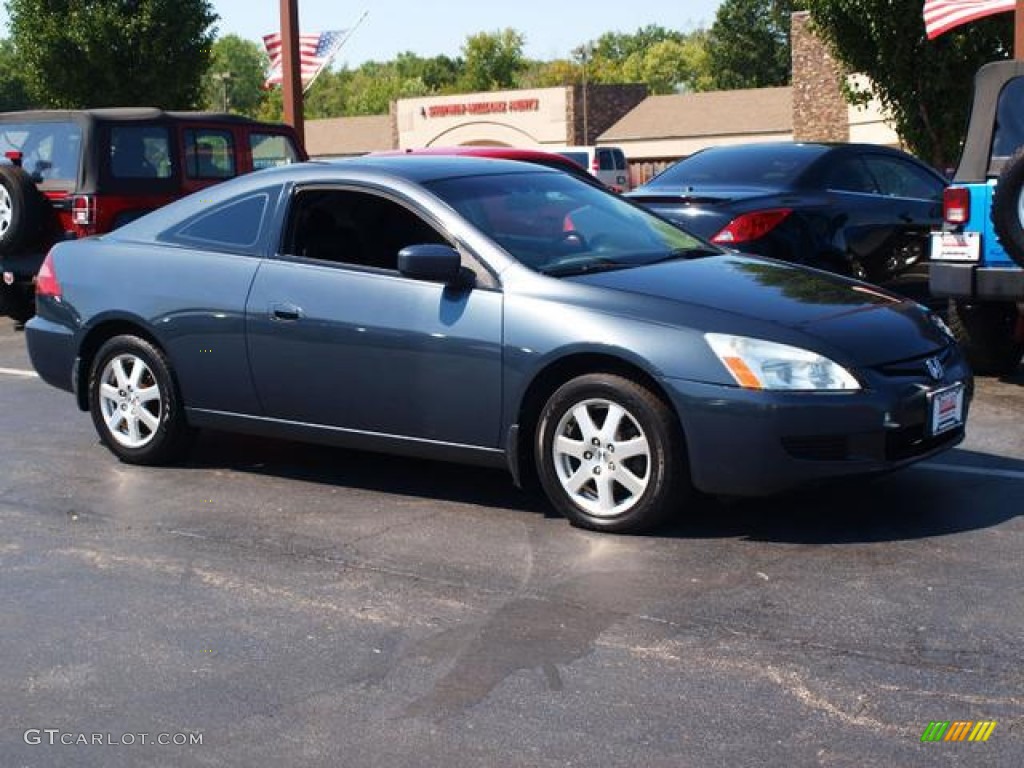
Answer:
(395, 87, 572, 149)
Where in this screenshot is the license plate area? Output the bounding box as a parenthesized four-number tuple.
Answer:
(930, 231, 980, 262)
(928, 383, 965, 435)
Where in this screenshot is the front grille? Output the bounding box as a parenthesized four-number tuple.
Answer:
(873, 344, 958, 379)
(781, 435, 849, 461)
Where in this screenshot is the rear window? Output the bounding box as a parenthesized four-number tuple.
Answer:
(651, 145, 826, 186)
(558, 151, 589, 169)
(250, 133, 300, 170)
(0, 120, 82, 184)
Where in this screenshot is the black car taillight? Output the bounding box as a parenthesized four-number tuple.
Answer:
(712, 209, 792, 245)
(36, 251, 61, 298)
(943, 187, 970, 225)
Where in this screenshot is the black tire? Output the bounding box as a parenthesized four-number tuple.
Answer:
(0, 164, 47, 255)
(88, 335, 195, 464)
(947, 299, 1023, 375)
(0, 283, 34, 323)
(992, 146, 1024, 268)
(534, 373, 690, 533)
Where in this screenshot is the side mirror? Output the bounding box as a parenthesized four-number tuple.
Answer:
(397, 243, 463, 284)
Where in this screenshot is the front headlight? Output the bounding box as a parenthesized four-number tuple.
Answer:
(705, 333, 861, 391)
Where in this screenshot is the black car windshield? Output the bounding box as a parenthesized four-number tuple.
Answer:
(425, 171, 708, 275)
(648, 144, 828, 187)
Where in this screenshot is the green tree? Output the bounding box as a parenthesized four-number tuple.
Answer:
(459, 29, 526, 91)
(807, 0, 1011, 168)
(0, 38, 34, 111)
(7, 0, 217, 109)
(706, 0, 801, 89)
(202, 35, 267, 117)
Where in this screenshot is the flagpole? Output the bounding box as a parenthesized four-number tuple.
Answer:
(280, 0, 304, 144)
(302, 10, 369, 95)
(1017, 0, 1024, 59)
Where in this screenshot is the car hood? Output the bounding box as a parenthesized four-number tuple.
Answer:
(568, 254, 946, 365)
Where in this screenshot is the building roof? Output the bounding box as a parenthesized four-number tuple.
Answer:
(599, 87, 793, 142)
(305, 114, 392, 157)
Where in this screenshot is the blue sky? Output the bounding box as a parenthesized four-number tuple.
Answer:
(0, 1, 725, 67)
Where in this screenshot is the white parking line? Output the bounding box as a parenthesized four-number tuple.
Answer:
(0, 367, 38, 378)
(918, 462, 1024, 481)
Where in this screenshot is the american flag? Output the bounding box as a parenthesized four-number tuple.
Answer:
(923, 0, 1016, 39)
(263, 29, 345, 90)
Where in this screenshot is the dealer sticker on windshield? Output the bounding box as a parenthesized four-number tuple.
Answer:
(929, 383, 965, 435)
(930, 231, 980, 261)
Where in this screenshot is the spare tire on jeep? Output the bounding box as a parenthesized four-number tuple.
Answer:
(0, 164, 48, 255)
(991, 146, 1024, 268)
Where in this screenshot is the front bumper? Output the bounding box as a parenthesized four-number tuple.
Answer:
(663, 348, 972, 496)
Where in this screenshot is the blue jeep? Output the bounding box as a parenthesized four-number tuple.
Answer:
(930, 60, 1024, 374)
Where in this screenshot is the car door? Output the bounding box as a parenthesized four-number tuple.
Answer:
(245, 185, 504, 448)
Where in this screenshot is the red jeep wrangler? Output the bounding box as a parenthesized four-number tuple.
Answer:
(0, 108, 306, 321)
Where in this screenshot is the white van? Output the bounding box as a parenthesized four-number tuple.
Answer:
(548, 145, 632, 192)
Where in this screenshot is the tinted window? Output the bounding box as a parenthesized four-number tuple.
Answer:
(250, 133, 300, 170)
(0, 120, 82, 183)
(861, 154, 943, 200)
(992, 77, 1024, 160)
(171, 194, 268, 249)
(558, 151, 589, 169)
(826, 156, 878, 193)
(652, 145, 827, 186)
(184, 129, 235, 179)
(110, 125, 171, 179)
(284, 189, 448, 270)
(598, 149, 615, 171)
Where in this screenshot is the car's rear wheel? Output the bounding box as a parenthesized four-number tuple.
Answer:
(947, 299, 1023, 375)
(535, 373, 689, 533)
(0, 165, 46, 255)
(88, 335, 194, 464)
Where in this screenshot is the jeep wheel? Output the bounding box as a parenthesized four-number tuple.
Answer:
(0, 283, 35, 323)
(0, 165, 46, 255)
(947, 299, 1023, 375)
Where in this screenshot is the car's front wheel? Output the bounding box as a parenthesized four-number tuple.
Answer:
(88, 335, 194, 464)
(535, 374, 689, 533)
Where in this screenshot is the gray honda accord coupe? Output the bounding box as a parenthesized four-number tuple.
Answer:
(26, 156, 972, 533)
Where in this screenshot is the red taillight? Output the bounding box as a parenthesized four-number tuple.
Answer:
(71, 194, 94, 227)
(36, 251, 61, 298)
(943, 187, 970, 225)
(591, 156, 600, 173)
(711, 209, 792, 244)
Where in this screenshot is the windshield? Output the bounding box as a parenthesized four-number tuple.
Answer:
(425, 171, 710, 276)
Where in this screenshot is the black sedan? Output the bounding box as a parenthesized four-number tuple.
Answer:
(628, 143, 947, 304)
(26, 156, 970, 534)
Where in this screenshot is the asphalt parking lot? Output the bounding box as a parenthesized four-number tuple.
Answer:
(1, 319, 1021, 767)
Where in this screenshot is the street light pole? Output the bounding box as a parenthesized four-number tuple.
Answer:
(573, 44, 593, 144)
(212, 72, 232, 112)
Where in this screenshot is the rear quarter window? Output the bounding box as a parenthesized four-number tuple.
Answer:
(161, 192, 269, 252)
(250, 133, 300, 170)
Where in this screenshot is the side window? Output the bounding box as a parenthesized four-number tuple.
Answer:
(110, 125, 171, 179)
(184, 129, 236, 180)
(250, 133, 300, 170)
(861, 155, 943, 200)
(992, 77, 1024, 161)
(826, 156, 877, 193)
(166, 193, 269, 250)
(284, 189, 448, 270)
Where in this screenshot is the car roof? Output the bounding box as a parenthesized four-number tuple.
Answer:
(0, 108, 290, 127)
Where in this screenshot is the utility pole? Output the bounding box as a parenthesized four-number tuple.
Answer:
(1017, 0, 1024, 60)
(280, 0, 304, 144)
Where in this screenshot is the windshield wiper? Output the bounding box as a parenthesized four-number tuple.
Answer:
(538, 258, 632, 277)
